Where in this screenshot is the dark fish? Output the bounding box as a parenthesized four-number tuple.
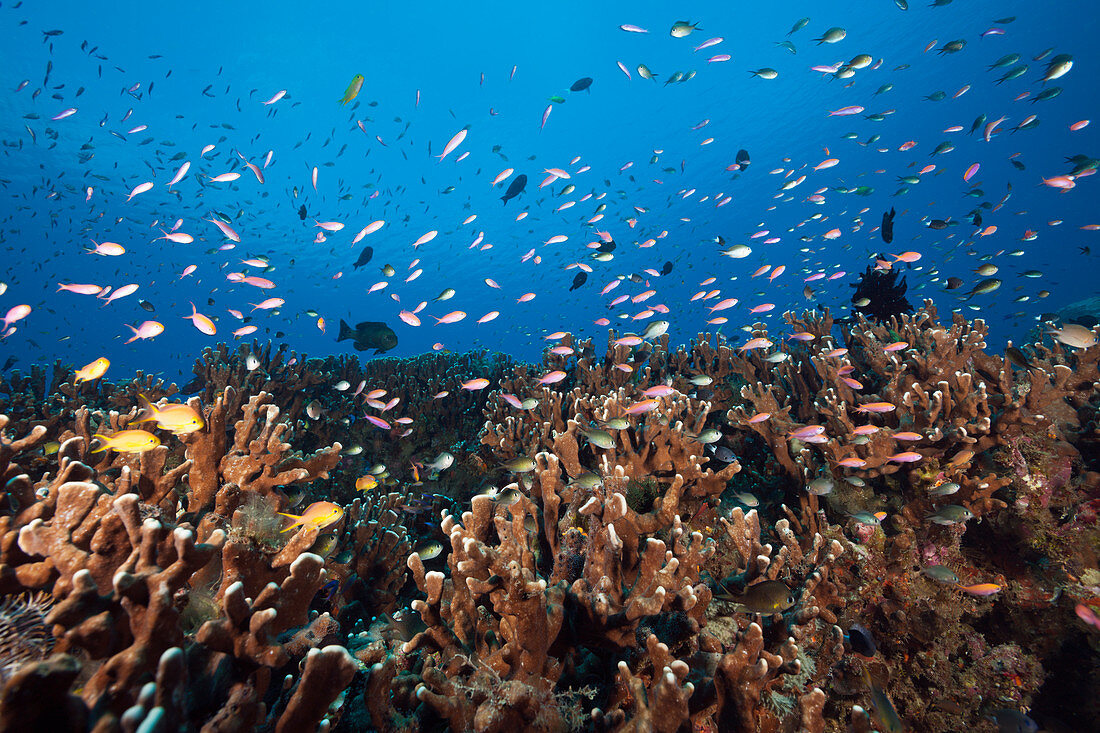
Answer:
(353, 246, 374, 269)
(570, 77, 593, 92)
(569, 271, 588, 291)
(928, 219, 948, 230)
(881, 207, 895, 243)
(735, 149, 751, 171)
(298, 204, 307, 221)
(500, 173, 527, 205)
(1005, 346, 1032, 370)
(138, 299, 155, 312)
(2, 356, 17, 370)
(337, 319, 398, 354)
(596, 238, 616, 254)
(661, 261, 673, 275)
(847, 623, 877, 656)
(945, 277, 964, 290)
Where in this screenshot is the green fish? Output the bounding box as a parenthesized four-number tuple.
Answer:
(501, 456, 536, 473)
(581, 428, 615, 449)
(995, 64, 1028, 84)
(669, 21, 701, 38)
(925, 505, 974, 525)
(714, 580, 796, 614)
(965, 278, 1002, 298)
(548, 95, 566, 104)
(814, 27, 846, 44)
(787, 17, 810, 36)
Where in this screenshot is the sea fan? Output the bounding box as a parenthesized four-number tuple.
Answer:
(0, 592, 54, 682)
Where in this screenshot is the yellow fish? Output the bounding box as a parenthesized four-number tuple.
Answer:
(92, 429, 161, 454)
(74, 357, 110, 383)
(278, 501, 344, 532)
(355, 474, 378, 492)
(339, 74, 364, 105)
(133, 394, 204, 435)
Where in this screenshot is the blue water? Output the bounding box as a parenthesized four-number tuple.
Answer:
(1, 0, 1095, 384)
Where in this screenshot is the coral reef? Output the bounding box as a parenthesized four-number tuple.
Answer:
(0, 303, 1096, 730)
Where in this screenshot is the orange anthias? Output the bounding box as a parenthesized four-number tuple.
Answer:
(278, 501, 345, 533)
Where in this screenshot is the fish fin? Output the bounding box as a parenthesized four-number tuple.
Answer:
(132, 393, 156, 423)
(337, 319, 352, 341)
(277, 513, 302, 532)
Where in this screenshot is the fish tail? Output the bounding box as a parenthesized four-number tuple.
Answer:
(276, 512, 302, 532)
(337, 319, 352, 341)
(90, 434, 109, 453)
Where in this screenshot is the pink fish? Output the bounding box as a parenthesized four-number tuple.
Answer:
(537, 370, 566, 385)
(643, 384, 675, 398)
(399, 310, 421, 327)
(620, 24, 648, 33)
(695, 37, 724, 52)
(262, 90, 287, 105)
(461, 378, 490, 391)
(492, 168, 514, 186)
(625, 399, 659, 415)
(888, 451, 923, 463)
(963, 163, 980, 182)
(209, 172, 240, 183)
(707, 54, 731, 63)
(413, 230, 438, 248)
(127, 182, 153, 201)
(186, 302, 216, 335)
(437, 128, 468, 160)
(617, 61, 631, 79)
(477, 311, 500, 324)
(836, 457, 867, 468)
(853, 425, 879, 436)
(101, 284, 138, 305)
(501, 394, 523, 409)
(856, 402, 896, 414)
(251, 298, 284, 310)
(541, 105, 552, 129)
(233, 325, 258, 337)
(739, 337, 773, 351)
(747, 412, 771, 424)
(364, 415, 390, 430)
(829, 106, 864, 117)
(788, 425, 825, 440)
(58, 283, 103, 295)
(2, 305, 31, 329)
(167, 161, 191, 188)
(125, 320, 163, 343)
(315, 220, 345, 232)
(51, 108, 77, 121)
(883, 341, 909, 352)
(205, 217, 240, 242)
(434, 311, 466, 324)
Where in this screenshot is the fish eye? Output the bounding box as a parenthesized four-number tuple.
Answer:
(787, 596, 795, 605)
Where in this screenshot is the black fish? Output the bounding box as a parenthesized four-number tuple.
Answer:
(596, 238, 616, 254)
(298, 204, 307, 221)
(570, 77, 593, 92)
(353, 246, 374, 269)
(881, 207, 895, 243)
(735, 149, 750, 171)
(945, 277, 964, 290)
(928, 219, 948, 230)
(847, 623, 877, 657)
(661, 261, 674, 276)
(337, 319, 398, 354)
(569, 271, 588, 291)
(138, 299, 155, 312)
(970, 211, 983, 228)
(2, 356, 17, 370)
(501, 174, 526, 205)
